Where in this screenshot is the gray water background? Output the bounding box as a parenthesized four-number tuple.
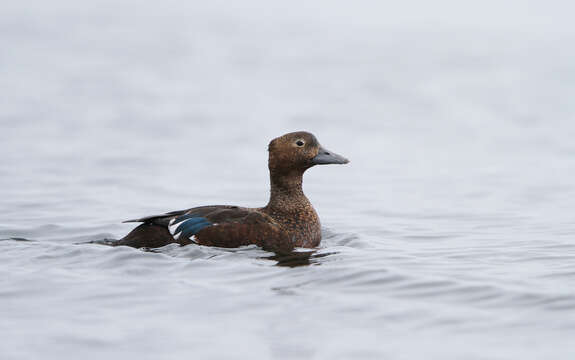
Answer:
(1, 1, 575, 359)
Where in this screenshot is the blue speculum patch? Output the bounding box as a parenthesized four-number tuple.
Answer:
(171, 216, 212, 239)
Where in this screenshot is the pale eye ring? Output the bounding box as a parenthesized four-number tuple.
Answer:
(295, 140, 305, 147)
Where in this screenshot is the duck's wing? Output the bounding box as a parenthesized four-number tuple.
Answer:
(167, 207, 292, 251)
(123, 206, 292, 252)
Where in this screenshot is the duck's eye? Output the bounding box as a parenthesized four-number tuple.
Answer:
(295, 140, 305, 147)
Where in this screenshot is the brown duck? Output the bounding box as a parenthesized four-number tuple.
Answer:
(113, 131, 349, 252)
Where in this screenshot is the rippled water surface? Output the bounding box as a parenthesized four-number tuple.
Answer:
(2, 1, 575, 359)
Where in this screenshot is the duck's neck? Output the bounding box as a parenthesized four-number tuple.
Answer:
(262, 168, 322, 247)
(264, 170, 310, 213)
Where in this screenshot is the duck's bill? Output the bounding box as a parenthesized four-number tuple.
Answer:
(312, 146, 350, 165)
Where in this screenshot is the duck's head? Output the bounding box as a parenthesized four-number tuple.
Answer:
(268, 131, 349, 174)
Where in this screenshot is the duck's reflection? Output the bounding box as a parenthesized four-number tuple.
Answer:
(265, 250, 337, 267)
(98, 240, 337, 268)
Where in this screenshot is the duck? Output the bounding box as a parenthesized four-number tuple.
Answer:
(112, 131, 349, 252)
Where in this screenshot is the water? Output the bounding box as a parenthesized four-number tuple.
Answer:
(2, 1, 575, 359)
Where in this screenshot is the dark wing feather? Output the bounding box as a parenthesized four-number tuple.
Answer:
(122, 205, 240, 226)
(122, 209, 189, 224)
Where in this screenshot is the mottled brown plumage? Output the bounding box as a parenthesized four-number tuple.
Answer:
(114, 131, 349, 252)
